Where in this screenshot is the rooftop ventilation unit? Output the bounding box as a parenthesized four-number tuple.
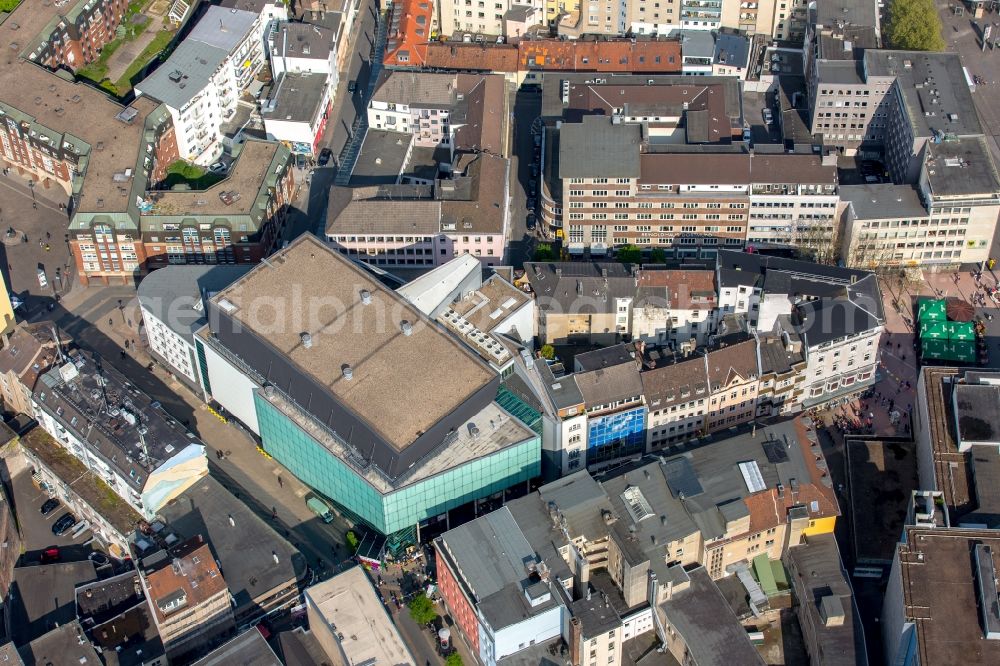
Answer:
(401, 320, 413, 336)
(342, 365, 353, 380)
(301, 332, 313, 348)
(360, 289, 372, 305)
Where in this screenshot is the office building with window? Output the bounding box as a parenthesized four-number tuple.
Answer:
(198, 235, 540, 543)
(575, 363, 647, 469)
(70, 136, 294, 285)
(841, 138, 1000, 270)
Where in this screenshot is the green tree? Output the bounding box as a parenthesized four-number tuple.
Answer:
(345, 530, 359, 553)
(531, 243, 557, 261)
(445, 654, 464, 666)
(888, 0, 946, 51)
(408, 593, 438, 625)
(649, 248, 667, 264)
(540, 344, 555, 360)
(616, 244, 642, 264)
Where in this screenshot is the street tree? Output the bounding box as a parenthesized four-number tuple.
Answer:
(888, 0, 946, 51)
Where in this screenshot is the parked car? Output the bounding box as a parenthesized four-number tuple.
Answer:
(762, 108, 773, 125)
(347, 80, 357, 93)
(743, 128, 752, 143)
(40, 498, 60, 516)
(51, 512, 76, 536)
(526, 213, 536, 230)
(318, 148, 332, 166)
(208, 161, 227, 174)
(40, 547, 60, 564)
(37, 268, 47, 289)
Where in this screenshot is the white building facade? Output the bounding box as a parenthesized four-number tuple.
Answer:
(136, 4, 286, 165)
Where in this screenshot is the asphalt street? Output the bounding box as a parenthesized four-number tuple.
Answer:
(507, 88, 543, 266)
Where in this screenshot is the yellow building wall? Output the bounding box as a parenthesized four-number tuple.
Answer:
(546, 0, 580, 20)
(0, 273, 14, 337)
(802, 516, 837, 536)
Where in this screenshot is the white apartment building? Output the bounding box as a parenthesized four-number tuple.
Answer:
(367, 72, 458, 148)
(31, 355, 209, 520)
(269, 22, 337, 82)
(800, 320, 881, 407)
(137, 265, 252, 398)
(136, 4, 285, 165)
(713, 250, 883, 409)
(631, 269, 717, 347)
(438, 0, 545, 36)
(262, 72, 333, 152)
(630, 0, 683, 35)
(641, 354, 709, 451)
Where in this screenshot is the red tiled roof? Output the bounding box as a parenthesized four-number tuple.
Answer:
(746, 419, 840, 533)
(426, 43, 520, 72)
(383, 0, 435, 67)
(391, 37, 682, 74)
(518, 39, 682, 73)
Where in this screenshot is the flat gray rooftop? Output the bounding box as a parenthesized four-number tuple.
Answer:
(842, 184, 927, 219)
(815, 0, 878, 30)
(9, 562, 97, 646)
(349, 130, 412, 185)
(158, 474, 307, 613)
(136, 40, 229, 109)
(954, 383, 1000, 444)
(304, 566, 415, 666)
(865, 51, 982, 138)
(137, 265, 253, 342)
(191, 629, 281, 666)
(559, 115, 642, 179)
(262, 72, 329, 124)
(211, 234, 495, 451)
(924, 137, 1000, 200)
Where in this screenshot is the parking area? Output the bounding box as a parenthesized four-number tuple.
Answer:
(7, 460, 98, 564)
(742, 90, 782, 145)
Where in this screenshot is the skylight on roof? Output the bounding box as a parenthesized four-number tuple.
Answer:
(621, 486, 654, 523)
(738, 461, 767, 493)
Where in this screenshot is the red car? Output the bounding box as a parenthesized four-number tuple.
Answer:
(40, 547, 60, 563)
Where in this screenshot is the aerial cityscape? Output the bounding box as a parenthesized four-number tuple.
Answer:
(0, 0, 998, 663)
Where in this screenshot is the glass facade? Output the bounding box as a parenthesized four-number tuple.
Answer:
(587, 406, 647, 466)
(254, 394, 541, 535)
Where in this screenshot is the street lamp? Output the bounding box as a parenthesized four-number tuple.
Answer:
(27, 179, 35, 207)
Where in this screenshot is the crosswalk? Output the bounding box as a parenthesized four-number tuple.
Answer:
(334, 11, 388, 187)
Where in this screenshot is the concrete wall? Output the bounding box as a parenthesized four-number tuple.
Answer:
(201, 341, 262, 434)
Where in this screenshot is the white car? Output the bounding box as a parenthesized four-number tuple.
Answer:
(209, 161, 228, 174)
